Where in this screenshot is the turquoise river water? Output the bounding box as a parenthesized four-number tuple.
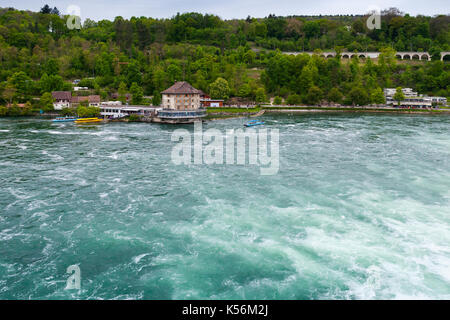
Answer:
(0, 114, 449, 299)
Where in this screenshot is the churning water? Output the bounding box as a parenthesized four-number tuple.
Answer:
(0, 114, 449, 299)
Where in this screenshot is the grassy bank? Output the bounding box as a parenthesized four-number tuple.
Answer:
(207, 107, 261, 114)
(262, 106, 450, 113)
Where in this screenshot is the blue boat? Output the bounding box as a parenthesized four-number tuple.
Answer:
(52, 117, 78, 123)
(244, 119, 265, 127)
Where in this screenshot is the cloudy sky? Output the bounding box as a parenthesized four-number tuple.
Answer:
(2, 0, 449, 21)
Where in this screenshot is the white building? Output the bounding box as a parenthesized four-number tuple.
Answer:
(102, 101, 123, 106)
(100, 105, 159, 119)
(383, 88, 416, 98)
(74, 87, 89, 91)
(51, 91, 72, 110)
(430, 96, 447, 105)
(384, 88, 446, 108)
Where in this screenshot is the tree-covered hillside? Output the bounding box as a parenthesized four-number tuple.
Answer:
(0, 6, 449, 111)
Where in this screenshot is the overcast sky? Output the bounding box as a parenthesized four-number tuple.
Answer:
(1, 0, 449, 21)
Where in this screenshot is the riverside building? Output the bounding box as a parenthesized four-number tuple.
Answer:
(156, 82, 206, 123)
(384, 88, 447, 109)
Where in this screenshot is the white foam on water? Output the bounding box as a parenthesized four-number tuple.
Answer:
(104, 136, 119, 141)
(107, 152, 119, 160)
(41, 150, 64, 161)
(47, 130, 69, 135)
(8, 187, 37, 200)
(133, 253, 150, 264)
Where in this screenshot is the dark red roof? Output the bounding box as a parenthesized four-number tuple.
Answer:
(52, 91, 72, 100)
(161, 81, 201, 94)
(71, 95, 101, 103)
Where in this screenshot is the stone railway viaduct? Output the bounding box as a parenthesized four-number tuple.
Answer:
(284, 51, 450, 61)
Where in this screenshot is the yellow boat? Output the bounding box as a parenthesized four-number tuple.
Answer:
(75, 117, 103, 124)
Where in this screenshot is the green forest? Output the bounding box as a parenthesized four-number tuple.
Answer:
(0, 5, 449, 114)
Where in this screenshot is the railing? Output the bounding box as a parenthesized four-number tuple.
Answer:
(157, 108, 206, 119)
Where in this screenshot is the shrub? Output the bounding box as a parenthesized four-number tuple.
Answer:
(286, 94, 302, 105)
(77, 106, 100, 117)
(273, 96, 283, 105)
(128, 114, 141, 122)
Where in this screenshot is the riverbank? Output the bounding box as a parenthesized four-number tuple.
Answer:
(204, 107, 263, 120)
(2, 106, 449, 123)
(204, 105, 450, 120)
(262, 105, 450, 114)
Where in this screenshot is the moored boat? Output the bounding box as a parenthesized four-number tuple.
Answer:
(52, 116, 78, 122)
(244, 119, 265, 127)
(74, 117, 103, 124)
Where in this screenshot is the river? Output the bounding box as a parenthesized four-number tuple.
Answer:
(0, 114, 449, 299)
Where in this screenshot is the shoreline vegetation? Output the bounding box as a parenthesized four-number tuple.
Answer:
(1, 105, 449, 123)
(262, 106, 450, 114)
(204, 105, 450, 119)
(0, 6, 449, 118)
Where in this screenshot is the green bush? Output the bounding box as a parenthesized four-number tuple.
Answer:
(286, 94, 302, 105)
(128, 114, 141, 122)
(77, 106, 100, 117)
(0, 106, 8, 116)
(8, 104, 22, 116)
(61, 107, 76, 116)
(273, 96, 283, 105)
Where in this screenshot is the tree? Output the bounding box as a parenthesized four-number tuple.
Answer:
(8, 72, 31, 99)
(3, 84, 17, 105)
(40, 5, 52, 14)
(44, 58, 60, 76)
(166, 64, 182, 84)
(118, 82, 127, 104)
(304, 86, 323, 105)
(40, 92, 54, 112)
(347, 87, 370, 106)
(328, 87, 343, 104)
(126, 61, 142, 86)
(273, 96, 283, 105)
(429, 46, 442, 61)
(286, 94, 302, 105)
(77, 106, 100, 117)
(351, 19, 365, 34)
(378, 47, 397, 72)
(393, 87, 405, 106)
(152, 91, 161, 106)
(61, 108, 76, 116)
(51, 7, 60, 16)
(238, 84, 251, 97)
(40, 73, 64, 93)
(21, 102, 33, 116)
(209, 77, 230, 100)
(8, 104, 22, 116)
(255, 88, 267, 103)
(130, 82, 144, 105)
(243, 50, 256, 64)
(371, 88, 386, 104)
(298, 61, 318, 93)
(0, 106, 7, 117)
